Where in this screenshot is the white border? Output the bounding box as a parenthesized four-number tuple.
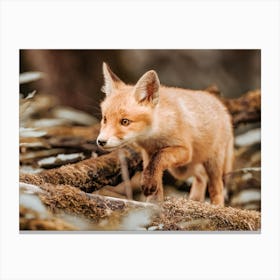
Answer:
(1, 1, 280, 279)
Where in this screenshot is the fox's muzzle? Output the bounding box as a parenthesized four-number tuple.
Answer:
(97, 139, 107, 147)
(96, 135, 123, 150)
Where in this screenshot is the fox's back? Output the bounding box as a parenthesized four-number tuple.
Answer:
(153, 86, 233, 162)
(159, 86, 230, 127)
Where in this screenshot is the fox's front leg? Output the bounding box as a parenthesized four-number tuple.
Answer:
(141, 146, 192, 202)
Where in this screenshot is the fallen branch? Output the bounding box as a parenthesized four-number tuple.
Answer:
(20, 182, 260, 231)
(152, 197, 260, 231)
(20, 146, 142, 192)
(222, 89, 261, 126)
(20, 182, 159, 230)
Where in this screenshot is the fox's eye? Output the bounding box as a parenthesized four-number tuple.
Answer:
(120, 118, 131, 126)
(103, 116, 107, 124)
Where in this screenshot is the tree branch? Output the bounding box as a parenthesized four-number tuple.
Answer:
(20, 182, 260, 231)
(20, 146, 142, 192)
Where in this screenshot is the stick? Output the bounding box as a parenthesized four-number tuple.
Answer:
(118, 149, 133, 199)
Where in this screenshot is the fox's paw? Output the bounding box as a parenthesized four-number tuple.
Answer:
(141, 176, 164, 202)
(141, 179, 157, 196)
(141, 173, 158, 196)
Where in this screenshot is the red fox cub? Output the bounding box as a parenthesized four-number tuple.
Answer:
(97, 63, 234, 206)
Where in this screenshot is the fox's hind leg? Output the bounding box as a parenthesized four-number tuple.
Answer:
(169, 163, 208, 202)
(203, 156, 225, 206)
(188, 164, 208, 202)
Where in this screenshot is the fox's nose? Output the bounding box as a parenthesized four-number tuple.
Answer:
(97, 139, 107, 147)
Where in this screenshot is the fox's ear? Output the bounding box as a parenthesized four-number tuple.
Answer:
(134, 70, 160, 105)
(101, 62, 124, 95)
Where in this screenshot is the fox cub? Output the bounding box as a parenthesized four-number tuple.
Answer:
(97, 63, 234, 206)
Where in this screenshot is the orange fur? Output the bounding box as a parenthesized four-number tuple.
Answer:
(97, 63, 234, 205)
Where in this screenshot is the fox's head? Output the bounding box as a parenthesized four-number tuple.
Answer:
(97, 62, 160, 151)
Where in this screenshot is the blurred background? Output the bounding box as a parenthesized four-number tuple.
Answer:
(20, 50, 261, 116)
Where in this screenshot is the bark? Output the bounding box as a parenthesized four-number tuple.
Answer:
(152, 196, 260, 231)
(20, 146, 142, 193)
(222, 89, 261, 126)
(20, 182, 260, 231)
